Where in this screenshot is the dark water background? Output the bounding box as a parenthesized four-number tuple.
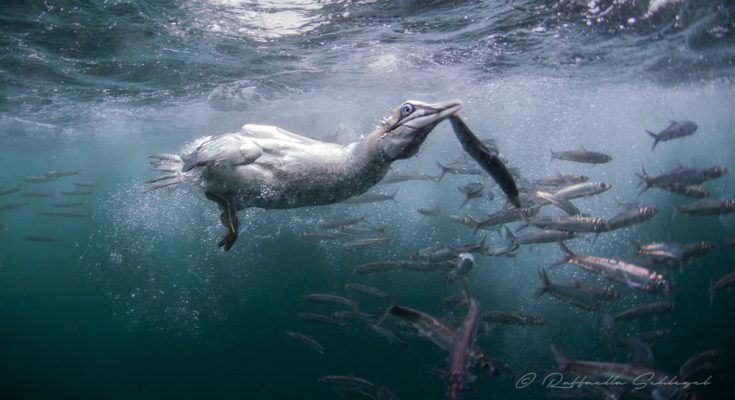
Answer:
(1, 1, 734, 399)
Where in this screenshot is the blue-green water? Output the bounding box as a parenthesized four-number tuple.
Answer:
(1, 1, 734, 399)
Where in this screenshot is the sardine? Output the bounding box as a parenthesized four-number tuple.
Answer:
(296, 312, 345, 327)
(445, 253, 475, 284)
(284, 330, 325, 354)
(458, 182, 484, 209)
(554, 181, 611, 200)
(535, 190, 580, 215)
(343, 191, 398, 204)
(0, 202, 28, 211)
(21, 191, 54, 198)
(632, 241, 683, 263)
(417, 206, 442, 216)
(633, 328, 671, 342)
(678, 349, 722, 381)
(352, 261, 405, 275)
(446, 297, 481, 400)
(531, 215, 607, 233)
(435, 160, 485, 182)
(379, 170, 437, 185)
(513, 229, 576, 245)
(368, 324, 407, 347)
(613, 301, 675, 322)
(449, 115, 520, 208)
(331, 310, 379, 322)
(533, 174, 589, 187)
(550, 148, 612, 164)
(572, 280, 620, 301)
(605, 207, 658, 231)
(481, 311, 546, 326)
(675, 199, 735, 216)
(344, 283, 393, 301)
(659, 183, 709, 198)
(342, 236, 391, 251)
(318, 215, 366, 229)
(682, 241, 714, 263)
(645, 120, 697, 150)
(709, 271, 735, 305)
(535, 269, 599, 310)
(302, 293, 357, 310)
(636, 164, 726, 193)
(23, 176, 57, 183)
(72, 181, 98, 187)
(554, 242, 672, 294)
(37, 210, 91, 218)
(61, 190, 93, 196)
(0, 186, 21, 196)
(45, 169, 81, 178)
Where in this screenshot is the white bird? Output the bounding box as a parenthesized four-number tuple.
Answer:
(148, 99, 461, 250)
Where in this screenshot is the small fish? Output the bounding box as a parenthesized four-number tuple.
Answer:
(549, 346, 681, 400)
(318, 215, 366, 229)
(550, 148, 612, 164)
(37, 210, 91, 218)
(445, 297, 481, 400)
(513, 229, 576, 245)
(344, 283, 393, 301)
(445, 253, 475, 284)
(368, 324, 407, 346)
(435, 159, 485, 182)
(417, 206, 442, 216)
(72, 181, 98, 187)
(61, 190, 93, 196)
(331, 310, 379, 322)
(379, 170, 437, 185)
(646, 120, 697, 150)
(449, 115, 520, 207)
(23, 176, 57, 183)
(284, 330, 325, 354)
(317, 375, 377, 390)
(678, 349, 723, 381)
(613, 301, 675, 322)
(533, 174, 589, 187)
(572, 280, 620, 301)
(21, 191, 54, 198)
(296, 312, 345, 327)
(0, 201, 29, 211)
(481, 311, 546, 326)
(457, 182, 484, 209)
(51, 201, 84, 208)
(299, 231, 346, 240)
(535, 190, 580, 215)
(535, 269, 599, 310)
(352, 261, 404, 275)
(636, 164, 726, 193)
(343, 191, 397, 204)
(660, 183, 709, 198)
(633, 328, 671, 342)
(531, 215, 607, 233)
(554, 181, 611, 200)
(0, 186, 21, 196)
(45, 170, 81, 178)
(709, 271, 735, 305)
(554, 242, 671, 294)
(302, 293, 357, 310)
(23, 235, 60, 242)
(675, 199, 735, 216)
(682, 241, 714, 264)
(605, 207, 658, 231)
(473, 205, 541, 234)
(342, 236, 391, 251)
(632, 241, 683, 263)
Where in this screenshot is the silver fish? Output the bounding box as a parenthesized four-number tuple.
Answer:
(379, 170, 437, 185)
(481, 311, 546, 326)
(343, 191, 398, 204)
(284, 330, 325, 354)
(302, 293, 357, 310)
(299, 231, 346, 240)
(318, 215, 366, 229)
(535, 269, 599, 310)
(457, 182, 484, 209)
(550, 148, 612, 164)
(659, 183, 709, 198)
(534, 174, 589, 187)
(72, 181, 98, 187)
(45, 170, 81, 178)
(21, 191, 54, 198)
(554, 242, 672, 294)
(0, 201, 28, 211)
(535, 190, 580, 215)
(605, 207, 658, 231)
(0, 186, 21, 196)
(23, 176, 57, 183)
(37, 210, 91, 218)
(632, 241, 683, 263)
(636, 164, 726, 193)
(23, 235, 60, 242)
(449, 116, 521, 207)
(512, 229, 576, 245)
(296, 312, 345, 327)
(417, 206, 442, 216)
(675, 199, 735, 216)
(342, 236, 391, 251)
(446, 297, 481, 400)
(646, 120, 697, 150)
(531, 215, 607, 233)
(572, 280, 620, 301)
(678, 349, 722, 381)
(710, 271, 735, 305)
(61, 190, 93, 196)
(344, 283, 393, 301)
(445, 253, 475, 284)
(613, 301, 675, 322)
(555, 181, 611, 200)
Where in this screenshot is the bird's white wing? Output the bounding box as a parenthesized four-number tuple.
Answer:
(182, 134, 263, 172)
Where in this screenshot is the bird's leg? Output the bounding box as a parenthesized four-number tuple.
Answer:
(205, 191, 239, 251)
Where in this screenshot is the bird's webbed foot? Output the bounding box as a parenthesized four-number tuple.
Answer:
(205, 191, 240, 251)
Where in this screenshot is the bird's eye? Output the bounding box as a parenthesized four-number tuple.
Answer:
(400, 103, 414, 117)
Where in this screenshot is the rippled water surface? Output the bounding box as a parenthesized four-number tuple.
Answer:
(1, 1, 734, 399)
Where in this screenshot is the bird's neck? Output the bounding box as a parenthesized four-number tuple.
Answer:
(344, 130, 391, 188)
